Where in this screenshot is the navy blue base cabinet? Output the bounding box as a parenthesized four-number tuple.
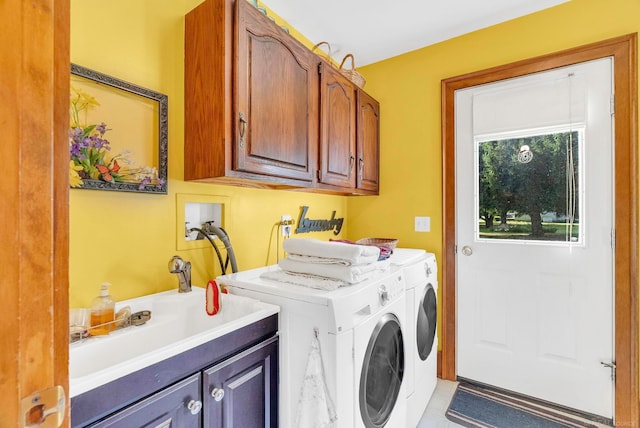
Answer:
(91, 374, 202, 427)
(71, 315, 278, 428)
(204, 337, 278, 428)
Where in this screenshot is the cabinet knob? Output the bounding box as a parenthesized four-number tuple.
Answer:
(349, 154, 355, 173)
(187, 399, 202, 415)
(211, 387, 225, 402)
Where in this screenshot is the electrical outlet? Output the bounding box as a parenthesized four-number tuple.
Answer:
(281, 215, 293, 237)
(415, 216, 430, 232)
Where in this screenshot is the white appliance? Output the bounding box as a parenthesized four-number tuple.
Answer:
(217, 265, 407, 428)
(390, 249, 438, 427)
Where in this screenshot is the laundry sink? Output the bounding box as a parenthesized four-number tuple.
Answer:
(69, 286, 279, 397)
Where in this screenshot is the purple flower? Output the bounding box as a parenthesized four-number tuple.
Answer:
(71, 127, 83, 138)
(69, 127, 89, 159)
(90, 134, 110, 151)
(70, 143, 83, 159)
(138, 176, 152, 190)
(95, 122, 108, 135)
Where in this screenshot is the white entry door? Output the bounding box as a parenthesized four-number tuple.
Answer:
(455, 58, 614, 418)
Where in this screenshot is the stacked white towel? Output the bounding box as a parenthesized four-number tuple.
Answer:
(283, 238, 380, 265)
(278, 258, 387, 284)
(259, 238, 390, 289)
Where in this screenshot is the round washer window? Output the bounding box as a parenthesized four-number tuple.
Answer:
(359, 313, 404, 428)
(417, 283, 437, 361)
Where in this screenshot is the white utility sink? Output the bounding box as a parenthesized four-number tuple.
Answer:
(69, 286, 279, 398)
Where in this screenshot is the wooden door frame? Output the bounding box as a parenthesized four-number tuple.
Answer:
(0, 0, 70, 424)
(441, 34, 638, 426)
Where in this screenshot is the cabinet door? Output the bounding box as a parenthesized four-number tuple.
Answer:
(234, 0, 318, 183)
(356, 90, 380, 193)
(203, 336, 278, 428)
(90, 374, 202, 428)
(318, 61, 357, 188)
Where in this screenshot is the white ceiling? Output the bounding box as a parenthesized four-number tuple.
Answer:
(262, 0, 569, 66)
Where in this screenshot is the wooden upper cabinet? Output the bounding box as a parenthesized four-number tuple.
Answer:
(184, 0, 379, 194)
(318, 61, 357, 188)
(234, 0, 318, 183)
(185, 0, 318, 187)
(184, 0, 233, 183)
(356, 89, 380, 193)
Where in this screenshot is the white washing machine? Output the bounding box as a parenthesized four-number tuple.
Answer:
(217, 265, 407, 428)
(390, 249, 438, 427)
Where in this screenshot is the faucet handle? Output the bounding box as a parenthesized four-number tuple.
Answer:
(169, 255, 185, 273)
(169, 255, 192, 293)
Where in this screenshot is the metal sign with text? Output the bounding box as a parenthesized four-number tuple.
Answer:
(295, 206, 344, 235)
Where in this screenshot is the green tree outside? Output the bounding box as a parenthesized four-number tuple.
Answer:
(478, 130, 580, 240)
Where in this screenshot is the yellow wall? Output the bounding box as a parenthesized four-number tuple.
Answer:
(349, 0, 640, 280)
(70, 0, 639, 314)
(69, 0, 346, 307)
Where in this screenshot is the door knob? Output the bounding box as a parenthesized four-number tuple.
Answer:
(461, 246, 473, 256)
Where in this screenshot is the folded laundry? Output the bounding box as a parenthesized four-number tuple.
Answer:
(286, 254, 352, 266)
(278, 258, 389, 284)
(330, 238, 393, 261)
(283, 238, 380, 265)
(260, 269, 346, 291)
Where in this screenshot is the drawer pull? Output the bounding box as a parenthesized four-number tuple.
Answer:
(239, 112, 247, 148)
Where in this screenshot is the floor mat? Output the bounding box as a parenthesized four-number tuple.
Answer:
(445, 382, 605, 428)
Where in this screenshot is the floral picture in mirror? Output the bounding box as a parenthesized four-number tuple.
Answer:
(69, 64, 168, 194)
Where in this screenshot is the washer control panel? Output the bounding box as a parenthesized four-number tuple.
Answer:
(378, 274, 404, 305)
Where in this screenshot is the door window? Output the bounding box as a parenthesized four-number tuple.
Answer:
(476, 128, 583, 244)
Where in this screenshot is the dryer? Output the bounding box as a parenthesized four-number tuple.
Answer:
(390, 249, 438, 427)
(217, 264, 407, 428)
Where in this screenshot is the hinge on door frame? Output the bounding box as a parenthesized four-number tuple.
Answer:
(611, 228, 616, 250)
(318, 62, 323, 75)
(601, 360, 616, 381)
(610, 94, 615, 116)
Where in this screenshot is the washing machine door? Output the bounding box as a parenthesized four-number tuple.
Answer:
(359, 313, 404, 428)
(417, 283, 437, 360)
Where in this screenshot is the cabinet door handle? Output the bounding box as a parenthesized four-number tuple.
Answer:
(358, 157, 364, 173)
(211, 387, 225, 402)
(187, 399, 202, 415)
(239, 112, 247, 148)
(349, 154, 355, 173)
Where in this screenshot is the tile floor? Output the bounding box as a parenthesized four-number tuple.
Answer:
(416, 379, 463, 427)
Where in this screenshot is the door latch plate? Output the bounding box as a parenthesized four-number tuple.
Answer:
(20, 385, 65, 428)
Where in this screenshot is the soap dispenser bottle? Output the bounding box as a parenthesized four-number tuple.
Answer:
(89, 282, 115, 336)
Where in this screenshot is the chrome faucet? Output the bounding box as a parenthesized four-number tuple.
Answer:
(168, 255, 192, 293)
